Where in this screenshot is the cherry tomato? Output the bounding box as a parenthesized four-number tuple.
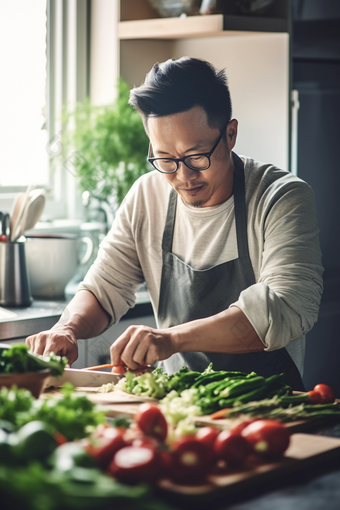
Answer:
(111, 365, 127, 375)
(241, 419, 290, 458)
(313, 384, 335, 404)
(132, 436, 159, 450)
(109, 445, 160, 483)
(229, 419, 254, 436)
(196, 426, 220, 449)
(214, 430, 251, 467)
(54, 431, 67, 446)
(308, 390, 324, 405)
(135, 404, 168, 442)
(0, 235, 8, 242)
(84, 426, 127, 468)
(171, 435, 211, 484)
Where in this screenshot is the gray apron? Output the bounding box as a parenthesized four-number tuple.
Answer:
(157, 152, 305, 391)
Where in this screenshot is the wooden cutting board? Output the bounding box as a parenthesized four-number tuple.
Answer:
(193, 414, 339, 433)
(76, 387, 157, 404)
(157, 433, 340, 502)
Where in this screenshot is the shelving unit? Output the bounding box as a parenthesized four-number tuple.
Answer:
(117, 0, 291, 171)
(118, 13, 288, 40)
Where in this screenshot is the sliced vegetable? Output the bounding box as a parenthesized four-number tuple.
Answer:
(111, 365, 127, 375)
(171, 435, 211, 484)
(135, 404, 168, 442)
(84, 426, 127, 468)
(241, 419, 290, 458)
(109, 446, 160, 483)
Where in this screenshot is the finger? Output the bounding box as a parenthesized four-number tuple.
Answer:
(26, 334, 47, 356)
(110, 329, 133, 365)
(119, 329, 150, 370)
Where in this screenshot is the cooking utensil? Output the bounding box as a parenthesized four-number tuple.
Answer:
(45, 368, 124, 389)
(9, 192, 25, 241)
(0, 240, 32, 306)
(21, 189, 45, 233)
(2, 213, 10, 239)
(85, 363, 115, 371)
(11, 185, 33, 241)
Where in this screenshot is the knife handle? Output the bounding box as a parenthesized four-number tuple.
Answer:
(84, 363, 115, 371)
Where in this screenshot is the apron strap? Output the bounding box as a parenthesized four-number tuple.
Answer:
(162, 188, 178, 253)
(232, 152, 251, 260)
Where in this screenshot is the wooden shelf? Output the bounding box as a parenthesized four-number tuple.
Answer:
(118, 14, 289, 40)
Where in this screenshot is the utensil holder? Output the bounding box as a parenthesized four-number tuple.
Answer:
(0, 241, 32, 307)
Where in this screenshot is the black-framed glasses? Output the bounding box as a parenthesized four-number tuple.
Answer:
(147, 123, 228, 174)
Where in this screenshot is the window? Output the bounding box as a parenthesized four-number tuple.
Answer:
(0, 0, 48, 187)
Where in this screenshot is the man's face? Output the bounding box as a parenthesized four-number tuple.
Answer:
(147, 107, 238, 207)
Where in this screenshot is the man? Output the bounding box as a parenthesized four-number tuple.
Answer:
(26, 57, 323, 390)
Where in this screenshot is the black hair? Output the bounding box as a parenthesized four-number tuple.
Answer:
(128, 56, 232, 132)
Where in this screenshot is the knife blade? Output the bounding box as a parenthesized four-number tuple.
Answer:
(45, 368, 124, 389)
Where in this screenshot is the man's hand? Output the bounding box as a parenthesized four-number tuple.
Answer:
(26, 327, 78, 366)
(110, 325, 177, 371)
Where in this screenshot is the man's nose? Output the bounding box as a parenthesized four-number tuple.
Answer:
(176, 161, 198, 182)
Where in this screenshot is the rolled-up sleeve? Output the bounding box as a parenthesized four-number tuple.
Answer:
(231, 178, 324, 350)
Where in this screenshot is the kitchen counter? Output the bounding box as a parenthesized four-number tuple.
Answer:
(0, 287, 153, 342)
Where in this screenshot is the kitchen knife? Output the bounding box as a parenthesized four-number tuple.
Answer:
(45, 368, 124, 389)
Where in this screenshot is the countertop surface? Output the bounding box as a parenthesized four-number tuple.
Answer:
(0, 287, 153, 341)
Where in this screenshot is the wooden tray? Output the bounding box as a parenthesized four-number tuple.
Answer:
(157, 433, 340, 503)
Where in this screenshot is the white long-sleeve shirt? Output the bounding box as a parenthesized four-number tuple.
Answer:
(78, 156, 324, 374)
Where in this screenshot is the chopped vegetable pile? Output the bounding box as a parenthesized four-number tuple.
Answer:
(117, 364, 293, 416)
(0, 343, 67, 377)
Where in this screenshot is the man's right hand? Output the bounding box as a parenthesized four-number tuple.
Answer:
(26, 327, 78, 366)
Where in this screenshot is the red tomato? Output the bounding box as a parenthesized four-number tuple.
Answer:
(54, 431, 67, 446)
(241, 419, 290, 458)
(308, 390, 324, 405)
(229, 419, 254, 436)
(109, 446, 160, 483)
(135, 404, 168, 442)
(170, 436, 211, 484)
(159, 449, 176, 479)
(84, 426, 127, 468)
(196, 426, 220, 449)
(132, 436, 159, 450)
(313, 384, 335, 404)
(111, 365, 127, 374)
(214, 430, 251, 467)
(0, 235, 8, 242)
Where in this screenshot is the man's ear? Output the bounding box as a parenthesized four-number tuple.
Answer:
(226, 119, 238, 150)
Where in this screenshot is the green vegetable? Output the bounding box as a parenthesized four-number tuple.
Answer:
(0, 384, 105, 441)
(49, 442, 96, 473)
(223, 396, 340, 421)
(220, 376, 266, 398)
(0, 344, 67, 377)
(14, 421, 57, 462)
(0, 461, 174, 510)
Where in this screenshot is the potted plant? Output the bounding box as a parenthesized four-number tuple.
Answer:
(61, 78, 150, 217)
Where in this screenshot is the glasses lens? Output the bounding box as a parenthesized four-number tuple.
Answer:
(153, 159, 177, 173)
(184, 155, 210, 170)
